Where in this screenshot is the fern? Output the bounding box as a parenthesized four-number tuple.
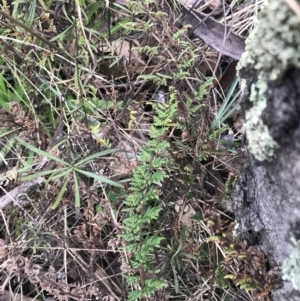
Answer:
(119, 8, 214, 299)
(121, 92, 179, 299)
(136, 45, 159, 56)
(1, 0, 10, 13)
(137, 74, 168, 86)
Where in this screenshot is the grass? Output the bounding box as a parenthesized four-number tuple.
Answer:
(0, 0, 274, 300)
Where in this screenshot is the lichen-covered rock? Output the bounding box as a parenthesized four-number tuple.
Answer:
(244, 76, 278, 161)
(282, 237, 300, 291)
(234, 0, 300, 300)
(232, 152, 300, 301)
(239, 0, 300, 81)
(237, 0, 300, 162)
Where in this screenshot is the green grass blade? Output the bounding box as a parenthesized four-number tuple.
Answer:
(16, 137, 69, 166)
(51, 177, 68, 210)
(75, 148, 119, 166)
(0, 74, 9, 110)
(224, 77, 239, 103)
(0, 74, 7, 98)
(171, 259, 179, 293)
(210, 82, 241, 131)
(75, 168, 123, 188)
(20, 167, 68, 181)
(48, 168, 71, 180)
(73, 170, 81, 211)
(112, 3, 132, 13)
(26, 0, 36, 27)
(49, 25, 73, 42)
(219, 103, 239, 122)
(0, 98, 9, 111)
(33, 71, 62, 98)
(100, 17, 131, 39)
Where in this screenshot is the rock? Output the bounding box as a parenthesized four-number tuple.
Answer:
(233, 0, 300, 300)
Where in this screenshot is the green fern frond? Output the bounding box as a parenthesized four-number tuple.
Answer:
(121, 83, 180, 299)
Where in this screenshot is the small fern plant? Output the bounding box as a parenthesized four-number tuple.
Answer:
(121, 90, 179, 300)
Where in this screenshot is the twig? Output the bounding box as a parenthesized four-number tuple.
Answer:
(285, 0, 300, 17)
(0, 177, 45, 209)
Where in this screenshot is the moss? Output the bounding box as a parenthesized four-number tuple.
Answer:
(282, 237, 300, 291)
(237, 0, 300, 161)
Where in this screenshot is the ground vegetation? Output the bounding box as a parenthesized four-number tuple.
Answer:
(0, 0, 277, 300)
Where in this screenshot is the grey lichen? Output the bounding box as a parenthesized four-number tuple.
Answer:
(244, 77, 278, 161)
(282, 237, 300, 291)
(237, 0, 300, 161)
(239, 0, 300, 81)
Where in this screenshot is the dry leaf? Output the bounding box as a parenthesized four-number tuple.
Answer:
(0, 166, 18, 186)
(112, 39, 145, 66)
(181, 7, 245, 60)
(209, 0, 221, 10)
(110, 149, 138, 180)
(181, 130, 190, 140)
(234, 114, 245, 134)
(178, 0, 203, 10)
(9, 102, 25, 119)
(175, 199, 195, 228)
